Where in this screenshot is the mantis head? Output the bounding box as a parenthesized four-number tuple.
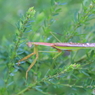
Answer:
(27, 42, 33, 47)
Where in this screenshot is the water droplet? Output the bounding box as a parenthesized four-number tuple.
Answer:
(16, 63, 18, 65)
(10, 73, 14, 76)
(86, 43, 90, 46)
(47, 36, 52, 41)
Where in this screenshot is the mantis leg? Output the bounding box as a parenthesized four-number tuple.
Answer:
(53, 52, 62, 59)
(39, 51, 62, 59)
(18, 53, 35, 65)
(26, 45, 38, 79)
(18, 45, 38, 79)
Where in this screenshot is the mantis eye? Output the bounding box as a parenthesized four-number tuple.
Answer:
(27, 42, 32, 47)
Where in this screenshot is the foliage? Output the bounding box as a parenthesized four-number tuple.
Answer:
(0, 0, 95, 95)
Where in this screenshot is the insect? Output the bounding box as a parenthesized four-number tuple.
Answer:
(18, 42, 95, 79)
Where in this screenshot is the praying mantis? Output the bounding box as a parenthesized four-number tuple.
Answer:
(18, 42, 95, 79)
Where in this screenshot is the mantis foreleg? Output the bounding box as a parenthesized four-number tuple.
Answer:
(26, 45, 38, 79)
(18, 45, 38, 79)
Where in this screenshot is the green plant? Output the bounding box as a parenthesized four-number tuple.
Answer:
(1, 0, 95, 95)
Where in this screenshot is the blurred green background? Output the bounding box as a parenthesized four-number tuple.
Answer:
(0, 0, 83, 43)
(1, 0, 95, 95)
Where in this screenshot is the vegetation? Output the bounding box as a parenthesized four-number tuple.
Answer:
(0, 0, 95, 95)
